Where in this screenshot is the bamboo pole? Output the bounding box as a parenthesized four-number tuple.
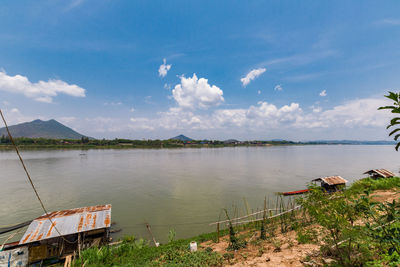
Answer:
(217, 223, 220, 243)
(225, 206, 302, 226)
(209, 208, 281, 225)
(145, 223, 159, 247)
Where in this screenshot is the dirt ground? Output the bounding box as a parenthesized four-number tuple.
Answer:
(371, 189, 400, 203)
(201, 228, 323, 267)
(199, 189, 400, 267)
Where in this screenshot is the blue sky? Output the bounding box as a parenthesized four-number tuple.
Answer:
(0, 0, 399, 140)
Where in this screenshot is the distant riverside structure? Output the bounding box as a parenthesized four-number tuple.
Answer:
(363, 169, 395, 179)
(312, 176, 348, 193)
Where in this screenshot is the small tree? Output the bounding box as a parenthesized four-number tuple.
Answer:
(378, 91, 400, 150)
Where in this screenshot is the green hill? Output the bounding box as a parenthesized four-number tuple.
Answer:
(0, 119, 88, 139)
(170, 134, 193, 141)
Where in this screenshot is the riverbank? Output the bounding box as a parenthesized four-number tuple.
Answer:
(0, 137, 394, 150)
(73, 177, 400, 266)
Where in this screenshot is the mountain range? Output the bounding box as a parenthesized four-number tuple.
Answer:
(0, 119, 87, 139)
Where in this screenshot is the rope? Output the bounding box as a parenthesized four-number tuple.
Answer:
(0, 228, 25, 251)
(0, 109, 76, 244)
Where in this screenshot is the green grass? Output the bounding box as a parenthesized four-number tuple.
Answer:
(73, 230, 229, 267)
(347, 177, 400, 195)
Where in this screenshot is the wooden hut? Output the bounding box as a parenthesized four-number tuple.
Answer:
(2, 204, 111, 266)
(363, 169, 395, 179)
(312, 176, 348, 192)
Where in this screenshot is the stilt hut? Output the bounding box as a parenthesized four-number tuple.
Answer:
(2, 204, 111, 266)
(312, 176, 348, 193)
(363, 169, 395, 179)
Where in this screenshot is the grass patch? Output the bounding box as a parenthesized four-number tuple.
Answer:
(347, 177, 400, 195)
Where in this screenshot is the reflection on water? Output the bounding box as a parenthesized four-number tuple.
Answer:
(0, 145, 398, 242)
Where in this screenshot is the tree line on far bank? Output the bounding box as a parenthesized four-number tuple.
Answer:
(0, 136, 297, 148)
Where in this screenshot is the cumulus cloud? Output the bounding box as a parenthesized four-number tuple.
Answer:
(319, 90, 327, 97)
(158, 58, 171, 78)
(318, 98, 390, 128)
(124, 96, 391, 135)
(172, 74, 224, 109)
(0, 70, 86, 103)
(241, 68, 266, 87)
(274, 84, 283, 91)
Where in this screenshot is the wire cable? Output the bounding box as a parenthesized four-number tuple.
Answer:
(0, 109, 76, 244)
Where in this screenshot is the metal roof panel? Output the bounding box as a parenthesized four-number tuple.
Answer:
(19, 204, 111, 245)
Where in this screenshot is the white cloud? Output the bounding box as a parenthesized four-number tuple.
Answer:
(144, 96, 154, 104)
(124, 96, 390, 134)
(240, 68, 266, 87)
(319, 90, 327, 97)
(0, 70, 86, 103)
(274, 84, 283, 91)
(65, 0, 85, 11)
(104, 101, 122, 106)
(317, 97, 390, 128)
(58, 116, 76, 123)
(376, 18, 400, 26)
(158, 58, 172, 78)
(172, 74, 224, 109)
(311, 105, 322, 113)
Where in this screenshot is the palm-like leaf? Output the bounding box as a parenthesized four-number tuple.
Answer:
(379, 91, 400, 151)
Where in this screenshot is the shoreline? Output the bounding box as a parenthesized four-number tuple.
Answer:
(0, 143, 394, 151)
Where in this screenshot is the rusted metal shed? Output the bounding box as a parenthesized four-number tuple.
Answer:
(20, 204, 111, 245)
(14, 204, 111, 266)
(363, 169, 395, 179)
(312, 176, 348, 192)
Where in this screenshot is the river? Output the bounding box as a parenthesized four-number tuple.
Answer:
(0, 145, 398, 243)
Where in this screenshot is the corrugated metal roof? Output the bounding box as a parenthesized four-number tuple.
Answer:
(313, 176, 348, 185)
(363, 169, 395, 178)
(19, 204, 111, 245)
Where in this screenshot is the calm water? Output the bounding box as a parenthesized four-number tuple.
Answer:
(1, 145, 399, 243)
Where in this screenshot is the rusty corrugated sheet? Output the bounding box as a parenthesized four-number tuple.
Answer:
(313, 176, 347, 185)
(321, 176, 347, 185)
(19, 204, 111, 245)
(364, 169, 395, 178)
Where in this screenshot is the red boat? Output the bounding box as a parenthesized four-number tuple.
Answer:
(281, 189, 309, 196)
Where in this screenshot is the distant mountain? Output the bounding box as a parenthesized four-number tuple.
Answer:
(0, 119, 88, 139)
(170, 134, 193, 141)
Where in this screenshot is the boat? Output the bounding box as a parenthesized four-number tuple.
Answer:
(281, 189, 309, 196)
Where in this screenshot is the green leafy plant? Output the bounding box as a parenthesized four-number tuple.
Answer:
(378, 91, 400, 150)
(168, 229, 176, 243)
(224, 209, 247, 251)
(296, 228, 317, 244)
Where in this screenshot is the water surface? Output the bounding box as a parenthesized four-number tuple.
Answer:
(1, 145, 398, 242)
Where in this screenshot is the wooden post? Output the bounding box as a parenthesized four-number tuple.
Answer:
(146, 223, 159, 247)
(217, 222, 220, 243)
(78, 233, 81, 257)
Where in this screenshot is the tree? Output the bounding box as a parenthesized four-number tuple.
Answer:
(378, 91, 400, 151)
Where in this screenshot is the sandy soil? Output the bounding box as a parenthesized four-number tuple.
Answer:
(201, 228, 323, 267)
(199, 189, 400, 266)
(371, 189, 400, 203)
